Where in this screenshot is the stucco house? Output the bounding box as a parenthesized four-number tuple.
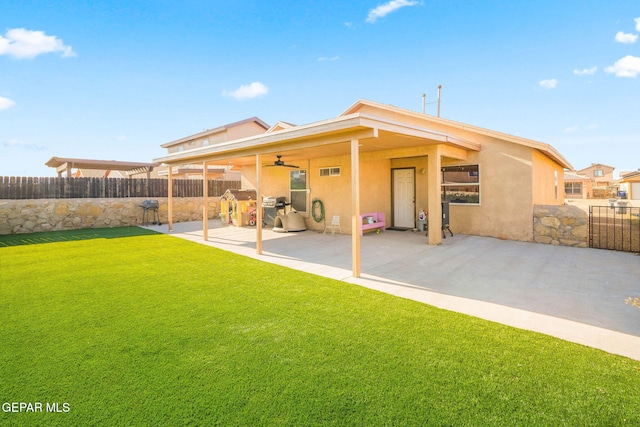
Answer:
(154, 99, 572, 276)
(564, 171, 592, 199)
(159, 117, 268, 179)
(574, 163, 617, 198)
(576, 163, 615, 186)
(619, 170, 640, 200)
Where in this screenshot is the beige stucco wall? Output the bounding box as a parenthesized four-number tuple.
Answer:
(239, 137, 562, 242)
(532, 150, 564, 205)
(443, 137, 535, 241)
(242, 155, 392, 234)
(227, 121, 268, 140)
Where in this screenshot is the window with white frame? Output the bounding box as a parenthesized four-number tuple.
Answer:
(290, 169, 307, 213)
(594, 169, 604, 177)
(441, 165, 480, 204)
(319, 167, 341, 177)
(565, 182, 582, 195)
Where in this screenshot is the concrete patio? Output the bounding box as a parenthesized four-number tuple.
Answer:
(149, 219, 640, 361)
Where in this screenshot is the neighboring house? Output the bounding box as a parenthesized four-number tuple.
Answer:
(619, 170, 640, 200)
(575, 163, 617, 198)
(154, 99, 572, 276)
(563, 171, 592, 199)
(159, 117, 269, 179)
(161, 117, 270, 154)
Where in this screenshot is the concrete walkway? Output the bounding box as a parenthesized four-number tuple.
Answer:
(150, 220, 640, 361)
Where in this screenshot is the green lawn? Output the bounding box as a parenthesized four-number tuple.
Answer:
(1, 227, 639, 426)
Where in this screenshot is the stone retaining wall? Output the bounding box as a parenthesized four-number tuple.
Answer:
(533, 204, 588, 247)
(0, 197, 221, 235)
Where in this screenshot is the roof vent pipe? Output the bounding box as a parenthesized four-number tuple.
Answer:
(437, 85, 442, 117)
(421, 94, 426, 114)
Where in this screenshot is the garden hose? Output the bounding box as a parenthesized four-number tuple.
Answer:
(311, 198, 325, 223)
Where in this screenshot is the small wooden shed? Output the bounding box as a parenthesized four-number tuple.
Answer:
(220, 189, 257, 226)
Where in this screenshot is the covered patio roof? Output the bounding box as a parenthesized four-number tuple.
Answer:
(153, 112, 480, 168)
(45, 157, 158, 177)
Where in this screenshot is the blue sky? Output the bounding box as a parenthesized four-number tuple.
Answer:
(1, 1, 639, 178)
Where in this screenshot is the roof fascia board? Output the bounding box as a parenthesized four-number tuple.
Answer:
(357, 113, 481, 151)
(155, 126, 377, 165)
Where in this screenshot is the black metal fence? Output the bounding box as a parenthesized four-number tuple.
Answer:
(589, 204, 640, 253)
(0, 176, 240, 200)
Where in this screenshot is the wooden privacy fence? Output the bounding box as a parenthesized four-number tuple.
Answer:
(0, 176, 240, 200)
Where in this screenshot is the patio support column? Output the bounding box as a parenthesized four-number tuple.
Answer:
(203, 161, 209, 241)
(168, 166, 174, 232)
(256, 153, 263, 255)
(426, 146, 442, 245)
(351, 139, 361, 278)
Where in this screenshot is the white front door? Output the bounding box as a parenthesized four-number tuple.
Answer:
(393, 168, 415, 228)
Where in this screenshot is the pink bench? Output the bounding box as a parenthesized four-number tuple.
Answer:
(360, 212, 386, 235)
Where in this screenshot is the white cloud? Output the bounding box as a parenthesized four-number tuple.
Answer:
(615, 31, 638, 44)
(538, 79, 558, 89)
(563, 124, 597, 133)
(0, 28, 76, 59)
(366, 0, 419, 23)
(635, 17, 640, 31)
(605, 55, 640, 77)
(573, 66, 597, 76)
(317, 56, 340, 62)
(3, 139, 44, 150)
(0, 96, 16, 110)
(223, 82, 269, 100)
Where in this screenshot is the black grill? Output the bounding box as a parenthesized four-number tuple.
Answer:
(141, 200, 159, 209)
(140, 200, 160, 226)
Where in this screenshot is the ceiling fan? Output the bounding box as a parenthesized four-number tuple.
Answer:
(265, 155, 299, 168)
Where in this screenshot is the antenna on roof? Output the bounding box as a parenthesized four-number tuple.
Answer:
(437, 85, 442, 117)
